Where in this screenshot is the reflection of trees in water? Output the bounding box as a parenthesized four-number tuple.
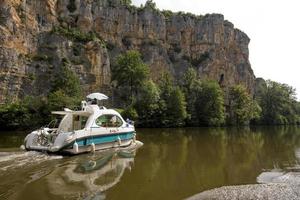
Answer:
(0, 132, 27, 149)
(107, 127, 300, 200)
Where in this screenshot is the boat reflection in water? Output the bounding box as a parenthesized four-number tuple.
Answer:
(46, 142, 142, 199)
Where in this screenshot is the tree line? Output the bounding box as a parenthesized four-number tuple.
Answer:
(0, 50, 299, 130)
(112, 50, 300, 127)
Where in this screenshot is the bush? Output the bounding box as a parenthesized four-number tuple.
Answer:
(0, 97, 49, 130)
(51, 61, 82, 98)
(48, 90, 79, 111)
(51, 26, 105, 46)
(122, 106, 138, 121)
(162, 10, 173, 19)
(32, 54, 53, 62)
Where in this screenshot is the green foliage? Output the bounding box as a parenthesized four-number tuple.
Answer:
(48, 90, 79, 111)
(122, 106, 139, 121)
(162, 10, 173, 19)
(135, 80, 161, 126)
(158, 73, 187, 127)
(121, 0, 132, 6)
(195, 80, 225, 126)
(112, 50, 149, 103)
(0, 58, 83, 130)
(191, 52, 210, 67)
(28, 73, 36, 81)
(180, 67, 201, 125)
(32, 54, 53, 62)
(180, 68, 225, 126)
(228, 85, 261, 125)
(167, 87, 187, 126)
(0, 51, 84, 130)
(51, 26, 105, 46)
(51, 59, 82, 98)
(145, 0, 157, 10)
(0, 97, 49, 130)
(0, 101, 30, 130)
(256, 80, 299, 125)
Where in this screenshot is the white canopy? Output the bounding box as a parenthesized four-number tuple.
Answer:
(86, 93, 109, 101)
(51, 111, 92, 116)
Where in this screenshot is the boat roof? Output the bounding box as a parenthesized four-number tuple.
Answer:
(51, 110, 92, 116)
(51, 105, 121, 118)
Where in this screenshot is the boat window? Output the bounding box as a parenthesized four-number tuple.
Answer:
(95, 115, 123, 127)
(73, 115, 89, 131)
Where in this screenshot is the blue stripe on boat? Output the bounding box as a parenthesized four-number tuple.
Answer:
(76, 132, 134, 147)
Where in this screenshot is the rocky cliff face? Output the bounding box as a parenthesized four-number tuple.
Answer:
(0, 0, 255, 103)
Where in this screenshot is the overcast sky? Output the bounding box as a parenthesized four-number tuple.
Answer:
(132, 0, 300, 98)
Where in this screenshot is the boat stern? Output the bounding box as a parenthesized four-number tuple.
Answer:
(24, 128, 70, 153)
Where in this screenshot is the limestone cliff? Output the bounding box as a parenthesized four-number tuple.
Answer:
(0, 0, 255, 103)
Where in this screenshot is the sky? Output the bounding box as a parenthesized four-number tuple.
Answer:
(132, 0, 300, 98)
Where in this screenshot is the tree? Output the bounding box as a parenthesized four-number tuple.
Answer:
(158, 73, 187, 127)
(145, 0, 156, 9)
(228, 85, 261, 125)
(256, 80, 299, 125)
(167, 87, 187, 126)
(0, 96, 49, 130)
(195, 80, 225, 126)
(48, 90, 79, 111)
(121, 0, 132, 6)
(52, 59, 82, 98)
(112, 50, 149, 104)
(180, 67, 201, 125)
(49, 58, 83, 111)
(135, 80, 161, 127)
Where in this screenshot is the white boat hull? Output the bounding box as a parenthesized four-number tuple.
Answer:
(25, 130, 142, 155)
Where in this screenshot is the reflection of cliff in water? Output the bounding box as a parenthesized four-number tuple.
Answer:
(46, 149, 136, 199)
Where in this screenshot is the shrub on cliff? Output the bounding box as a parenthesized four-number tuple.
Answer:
(121, 0, 132, 6)
(51, 60, 82, 99)
(145, 0, 157, 10)
(51, 26, 105, 46)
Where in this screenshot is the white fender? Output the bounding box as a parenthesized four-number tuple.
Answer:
(133, 132, 136, 143)
(91, 143, 95, 153)
(73, 142, 78, 154)
(117, 136, 121, 146)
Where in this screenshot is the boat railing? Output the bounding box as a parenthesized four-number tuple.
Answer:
(47, 119, 59, 129)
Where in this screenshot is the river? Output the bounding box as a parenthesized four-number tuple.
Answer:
(0, 127, 300, 200)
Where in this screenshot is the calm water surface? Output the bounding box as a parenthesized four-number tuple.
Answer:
(0, 127, 300, 200)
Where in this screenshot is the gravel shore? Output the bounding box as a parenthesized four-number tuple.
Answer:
(186, 172, 300, 200)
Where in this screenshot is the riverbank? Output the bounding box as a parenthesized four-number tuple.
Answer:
(186, 172, 300, 200)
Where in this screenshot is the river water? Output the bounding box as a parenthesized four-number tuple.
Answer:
(0, 127, 300, 200)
